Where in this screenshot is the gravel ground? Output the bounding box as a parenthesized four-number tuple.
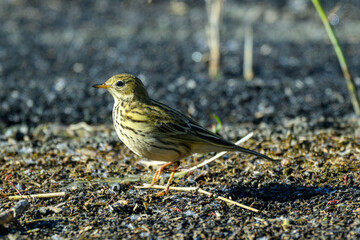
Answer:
(1, 0, 360, 239)
(1, 118, 360, 239)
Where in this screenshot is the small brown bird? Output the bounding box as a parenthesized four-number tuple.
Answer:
(93, 73, 274, 195)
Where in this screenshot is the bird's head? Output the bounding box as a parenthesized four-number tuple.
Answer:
(93, 73, 149, 103)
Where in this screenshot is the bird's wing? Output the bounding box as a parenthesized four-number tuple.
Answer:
(149, 100, 236, 148)
(146, 100, 276, 162)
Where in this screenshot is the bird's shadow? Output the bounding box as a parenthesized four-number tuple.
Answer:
(229, 183, 340, 202)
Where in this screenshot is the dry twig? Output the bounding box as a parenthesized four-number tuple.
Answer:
(206, 0, 225, 79)
(175, 132, 254, 177)
(8, 192, 66, 200)
(243, 25, 254, 81)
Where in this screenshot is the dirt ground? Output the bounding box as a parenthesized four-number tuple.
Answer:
(1, 0, 360, 239)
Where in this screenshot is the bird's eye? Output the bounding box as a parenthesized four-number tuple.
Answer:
(116, 80, 125, 87)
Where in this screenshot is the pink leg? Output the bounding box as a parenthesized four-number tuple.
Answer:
(156, 163, 179, 197)
(151, 162, 174, 186)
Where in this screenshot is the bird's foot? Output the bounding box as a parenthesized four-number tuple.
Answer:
(154, 171, 175, 197)
(155, 190, 167, 197)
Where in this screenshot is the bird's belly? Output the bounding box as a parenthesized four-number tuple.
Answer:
(114, 126, 188, 162)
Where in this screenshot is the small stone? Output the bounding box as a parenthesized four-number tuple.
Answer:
(111, 183, 124, 193)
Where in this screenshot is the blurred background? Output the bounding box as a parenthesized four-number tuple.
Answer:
(1, 0, 359, 130)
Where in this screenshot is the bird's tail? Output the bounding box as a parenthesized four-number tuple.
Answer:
(234, 145, 276, 162)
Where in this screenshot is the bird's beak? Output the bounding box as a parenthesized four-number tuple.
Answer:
(92, 83, 109, 89)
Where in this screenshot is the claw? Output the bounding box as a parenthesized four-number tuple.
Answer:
(155, 191, 166, 197)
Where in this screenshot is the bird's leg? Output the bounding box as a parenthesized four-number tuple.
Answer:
(151, 161, 174, 186)
(164, 170, 176, 193)
(156, 162, 179, 197)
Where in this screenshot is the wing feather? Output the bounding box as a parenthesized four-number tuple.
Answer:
(149, 100, 235, 148)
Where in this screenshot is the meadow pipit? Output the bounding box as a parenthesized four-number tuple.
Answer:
(93, 74, 275, 195)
